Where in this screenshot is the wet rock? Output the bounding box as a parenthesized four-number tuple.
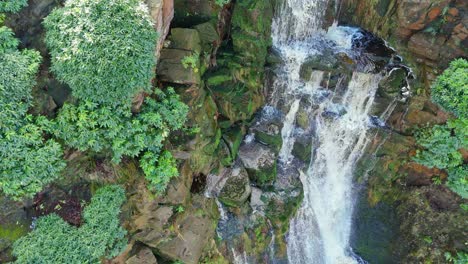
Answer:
(378, 67, 407, 98)
(218, 166, 252, 207)
(250, 187, 265, 211)
(126, 246, 158, 264)
(221, 126, 245, 165)
(292, 135, 312, 164)
(238, 142, 277, 187)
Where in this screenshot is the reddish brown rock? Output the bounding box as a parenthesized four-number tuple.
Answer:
(146, 0, 174, 58)
(408, 33, 443, 61)
(402, 162, 447, 187)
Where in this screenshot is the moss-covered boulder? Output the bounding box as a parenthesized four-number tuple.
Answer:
(218, 166, 252, 207)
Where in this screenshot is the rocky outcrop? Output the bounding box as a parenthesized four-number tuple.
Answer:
(339, 0, 467, 83)
(145, 0, 174, 58)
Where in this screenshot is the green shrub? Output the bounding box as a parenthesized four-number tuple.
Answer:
(215, 0, 230, 7)
(43, 0, 158, 107)
(0, 0, 28, 13)
(12, 185, 127, 263)
(413, 119, 465, 170)
(414, 118, 467, 198)
(431, 58, 468, 119)
(141, 150, 179, 193)
(41, 88, 188, 192)
(0, 26, 65, 200)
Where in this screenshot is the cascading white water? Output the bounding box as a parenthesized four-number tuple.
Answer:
(269, 0, 383, 263)
(286, 73, 381, 264)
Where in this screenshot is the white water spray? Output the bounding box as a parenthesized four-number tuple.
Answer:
(269, 0, 383, 263)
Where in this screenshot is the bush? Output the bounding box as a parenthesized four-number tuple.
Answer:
(42, 88, 188, 192)
(431, 58, 468, 119)
(12, 185, 127, 263)
(0, 26, 65, 200)
(414, 118, 467, 198)
(43, 0, 158, 107)
(0, 0, 28, 13)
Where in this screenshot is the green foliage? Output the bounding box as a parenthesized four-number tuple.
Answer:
(0, 0, 28, 13)
(431, 58, 468, 119)
(413, 119, 466, 170)
(0, 122, 65, 199)
(414, 119, 467, 198)
(446, 165, 468, 199)
(181, 51, 200, 73)
(0, 26, 19, 52)
(445, 251, 468, 264)
(141, 150, 179, 193)
(43, 0, 158, 107)
(42, 88, 188, 192)
(0, 26, 65, 200)
(12, 185, 127, 263)
(214, 0, 230, 7)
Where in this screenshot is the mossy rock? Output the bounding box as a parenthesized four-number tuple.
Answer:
(194, 22, 219, 51)
(218, 167, 252, 207)
(158, 49, 201, 84)
(254, 130, 282, 152)
(238, 142, 278, 187)
(169, 28, 202, 53)
(173, 0, 219, 28)
(222, 125, 245, 161)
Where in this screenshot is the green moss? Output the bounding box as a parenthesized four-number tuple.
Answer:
(0, 224, 29, 242)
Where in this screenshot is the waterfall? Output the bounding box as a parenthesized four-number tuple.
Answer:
(287, 73, 380, 264)
(269, 0, 384, 263)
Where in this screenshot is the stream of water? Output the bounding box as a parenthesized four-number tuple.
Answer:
(270, 0, 382, 263)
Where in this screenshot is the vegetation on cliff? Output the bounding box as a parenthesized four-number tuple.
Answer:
(43, 0, 158, 107)
(0, 0, 27, 13)
(0, 26, 65, 200)
(415, 58, 467, 198)
(12, 185, 127, 263)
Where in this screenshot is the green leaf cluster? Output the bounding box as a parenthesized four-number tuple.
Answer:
(43, 0, 158, 107)
(0, 26, 65, 200)
(12, 185, 127, 263)
(42, 89, 188, 192)
(141, 150, 179, 193)
(0, 0, 28, 13)
(414, 59, 468, 198)
(431, 58, 467, 119)
(414, 119, 467, 198)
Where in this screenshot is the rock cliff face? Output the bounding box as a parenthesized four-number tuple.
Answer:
(338, 0, 467, 263)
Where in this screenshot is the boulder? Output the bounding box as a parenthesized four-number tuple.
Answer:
(169, 28, 202, 53)
(126, 247, 158, 264)
(194, 22, 219, 49)
(218, 166, 252, 207)
(238, 141, 277, 187)
(157, 49, 201, 84)
(155, 195, 218, 264)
